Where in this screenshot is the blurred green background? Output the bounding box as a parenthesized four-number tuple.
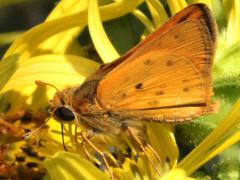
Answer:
(0, 0, 58, 57)
(0, 0, 170, 59)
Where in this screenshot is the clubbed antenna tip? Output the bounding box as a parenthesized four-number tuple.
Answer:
(35, 80, 59, 92)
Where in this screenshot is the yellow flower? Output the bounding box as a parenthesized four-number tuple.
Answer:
(1, 0, 240, 179)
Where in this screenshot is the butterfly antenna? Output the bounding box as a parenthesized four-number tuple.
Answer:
(61, 123, 68, 151)
(23, 117, 50, 140)
(35, 80, 59, 92)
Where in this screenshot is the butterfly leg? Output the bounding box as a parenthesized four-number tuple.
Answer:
(61, 123, 68, 151)
(80, 131, 115, 179)
(146, 143, 162, 165)
(74, 125, 90, 160)
(127, 127, 161, 176)
(75, 128, 101, 166)
(75, 127, 108, 167)
(81, 140, 93, 161)
(79, 135, 103, 168)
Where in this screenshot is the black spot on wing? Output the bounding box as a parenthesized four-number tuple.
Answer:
(156, 91, 164, 95)
(143, 59, 152, 65)
(135, 83, 143, 89)
(166, 60, 173, 66)
(183, 87, 190, 92)
(121, 93, 127, 98)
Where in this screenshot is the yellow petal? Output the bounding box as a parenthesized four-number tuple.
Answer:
(44, 151, 109, 180)
(113, 158, 138, 179)
(132, 9, 155, 33)
(226, 0, 240, 46)
(0, 54, 20, 92)
(167, 0, 187, 15)
(2, 54, 99, 93)
(161, 168, 195, 180)
(35, 0, 88, 55)
(0, 54, 99, 112)
(0, 31, 24, 46)
(147, 123, 178, 168)
(146, 0, 168, 27)
(3, 0, 144, 58)
(88, 0, 119, 63)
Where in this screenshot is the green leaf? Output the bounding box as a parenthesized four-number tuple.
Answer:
(104, 14, 144, 55)
(215, 144, 240, 180)
(214, 42, 240, 88)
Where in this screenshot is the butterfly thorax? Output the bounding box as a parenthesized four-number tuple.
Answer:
(74, 79, 128, 134)
(50, 79, 127, 135)
(71, 79, 100, 112)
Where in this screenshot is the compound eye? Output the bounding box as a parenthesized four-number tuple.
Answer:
(54, 106, 75, 122)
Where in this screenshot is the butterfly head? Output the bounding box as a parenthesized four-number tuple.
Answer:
(49, 89, 77, 124)
(34, 81, 77, 124)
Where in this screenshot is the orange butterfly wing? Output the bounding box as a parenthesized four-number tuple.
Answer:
(96, 4, 217, 122)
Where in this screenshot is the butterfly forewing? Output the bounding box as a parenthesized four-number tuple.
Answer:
(98, 53, 204, 108)
(95, 4, 217, 122)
